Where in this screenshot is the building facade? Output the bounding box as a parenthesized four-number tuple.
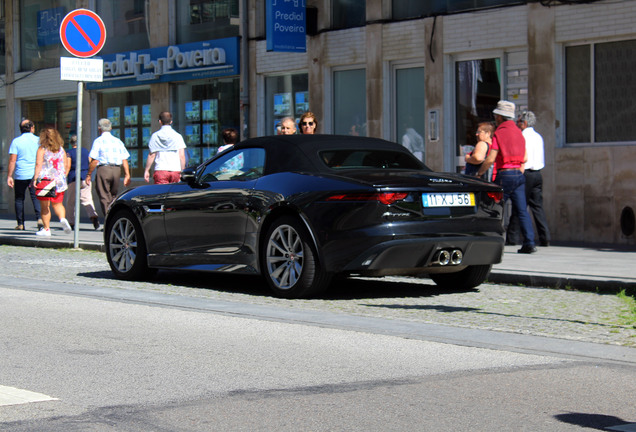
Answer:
(2, 0, 635, 245)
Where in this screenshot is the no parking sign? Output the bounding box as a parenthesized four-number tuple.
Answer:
(59, 9, 107, 247)
(59, 9, 106, 58)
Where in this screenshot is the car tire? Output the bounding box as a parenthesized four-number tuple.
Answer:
(105, 210, 155, 281)
(430, 264, 492, 290)
(261, 216, 332, 299)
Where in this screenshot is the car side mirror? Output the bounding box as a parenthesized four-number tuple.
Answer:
(180, 166, 197, 185)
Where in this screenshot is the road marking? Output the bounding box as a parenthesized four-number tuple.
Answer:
(607, 424, 636, 432)
(0, 385, 58, 406)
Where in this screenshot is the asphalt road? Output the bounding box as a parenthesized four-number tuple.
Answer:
(1, 245, 636, 430)
(2, 281, 636, 431)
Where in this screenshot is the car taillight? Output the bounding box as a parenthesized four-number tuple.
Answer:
(326, 192, 408, 205)
(487, 191, 503, 203)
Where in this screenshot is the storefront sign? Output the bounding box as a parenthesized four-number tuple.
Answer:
(87, 37, 239, 90)
(266, 0, 306, 53)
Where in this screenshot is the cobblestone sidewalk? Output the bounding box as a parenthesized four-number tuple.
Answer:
(2, 245, 635, 347)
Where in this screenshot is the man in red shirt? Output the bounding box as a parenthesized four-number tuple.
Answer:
(478, 100, 536, 254)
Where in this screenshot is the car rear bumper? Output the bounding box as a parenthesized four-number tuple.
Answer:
(327, 235, 504, 275)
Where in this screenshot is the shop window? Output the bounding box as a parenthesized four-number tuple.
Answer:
(22, 96, 77, 144)
(20, 0, 74, 71)
(97, 0, 149, 55)
(392, 0, 525, 19)
(100, 89, 151, 178)
(174, 78, 240, 167)
(395, 66, 425, 163)
(565, 40, 636, 145)
(265, 73, 309, 135)
(334, 68, 366, 136)
(332, 0, 365, 29)
(455, 58, 501, 172)
(177, 0, 239, 44)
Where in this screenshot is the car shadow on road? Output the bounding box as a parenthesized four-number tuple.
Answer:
(322, 276, 479, 300)
(78, 269, 478, 300)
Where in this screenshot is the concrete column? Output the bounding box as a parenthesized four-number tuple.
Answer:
(424, 17, 444, 171)
(365, 0, 383, 137)
(307, 35, 325, 133)
(366, 23, 383, 137)
(307, 0, 331, 132)
(148, 0, 172, 131)
(1, 0, 17, 210)
(5, 0, 17, 138)
(527, 4, 556, 230)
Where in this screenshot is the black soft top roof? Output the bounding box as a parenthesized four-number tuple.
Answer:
(233, 134, 421, 174)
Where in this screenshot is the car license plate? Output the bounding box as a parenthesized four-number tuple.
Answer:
(422, 192, 475, 207)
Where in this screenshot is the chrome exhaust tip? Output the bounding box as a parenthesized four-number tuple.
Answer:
(450, 249, 463, 265)
(435, 250, 451, 266)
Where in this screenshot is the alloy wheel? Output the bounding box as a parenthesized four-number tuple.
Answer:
(109, 217, 137, 274)
(265, 224, 304, 290)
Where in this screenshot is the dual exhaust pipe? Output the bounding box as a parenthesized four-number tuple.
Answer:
(432, 249, 463, 266)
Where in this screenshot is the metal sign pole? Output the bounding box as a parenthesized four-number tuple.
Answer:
(73, 81, 83, 249)
(59, 9, 106, 249)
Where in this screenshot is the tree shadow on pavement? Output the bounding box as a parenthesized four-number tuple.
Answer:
(554, 412, 633, 431)
(363, 302, 627, 329)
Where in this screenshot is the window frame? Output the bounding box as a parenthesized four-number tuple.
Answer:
(562, 39, 636, 148)
(390, 61, 426, 160)
(331, 0, 366, 30)
(450, 53, 504, 172)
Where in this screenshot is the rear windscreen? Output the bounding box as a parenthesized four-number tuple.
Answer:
(319, 150, 423, 170)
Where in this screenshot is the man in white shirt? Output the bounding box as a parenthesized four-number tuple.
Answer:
(86, 118, 131, 218)
(507, 111, 551, 246)
(144, 111, 186, 184)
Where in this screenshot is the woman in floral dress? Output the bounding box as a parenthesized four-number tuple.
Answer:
(32, 128, 72, 236)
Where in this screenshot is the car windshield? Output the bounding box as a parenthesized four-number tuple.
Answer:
(319, 149, 423, 170)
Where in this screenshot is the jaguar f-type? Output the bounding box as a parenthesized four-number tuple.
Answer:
(104, 135, 504, 298)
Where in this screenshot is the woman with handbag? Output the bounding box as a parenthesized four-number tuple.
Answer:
(32, 128, 72, 237)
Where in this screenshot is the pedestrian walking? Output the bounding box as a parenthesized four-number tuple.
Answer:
(66, 135, 100, 230)
(85, 118, 131, 217)
(279, 117, 297, 135)
(218, 127, 239, 152)
(507, 111, 551, 246)
(6, 119, 43, 231)
(299, 111, 318, 134)
(32, 128, 72, 237)
(478, 100, 536, 254)
(143, 111, 187, 184)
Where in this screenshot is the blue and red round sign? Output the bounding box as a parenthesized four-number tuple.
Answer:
(59, 9, 106, 58)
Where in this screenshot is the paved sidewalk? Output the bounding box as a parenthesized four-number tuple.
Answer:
(0, 215, 104, 252)
(0, 214, 634, 293)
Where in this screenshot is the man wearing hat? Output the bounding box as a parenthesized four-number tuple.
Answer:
(478, 100, 537, 254)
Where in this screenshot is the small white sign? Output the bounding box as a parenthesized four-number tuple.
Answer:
(60, 57, 104, 82)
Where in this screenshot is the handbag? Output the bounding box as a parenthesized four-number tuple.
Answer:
(35, 178, 57, 198)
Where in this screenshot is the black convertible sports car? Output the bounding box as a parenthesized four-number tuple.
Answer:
(104, 135, 504, 298)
